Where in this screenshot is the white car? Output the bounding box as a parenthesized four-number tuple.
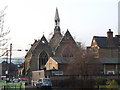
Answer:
(13, 79, 18, 83)
(36, 78, 52, 88)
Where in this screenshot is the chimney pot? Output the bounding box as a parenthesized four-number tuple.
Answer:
(107, 29, 113, 39)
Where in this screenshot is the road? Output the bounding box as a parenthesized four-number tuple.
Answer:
(25, 86, 52, 90)
(25, 86, 86, 90)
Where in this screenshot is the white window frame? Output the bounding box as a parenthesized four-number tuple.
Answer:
(107, 71, 115, 75)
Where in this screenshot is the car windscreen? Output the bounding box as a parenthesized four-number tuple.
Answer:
(43, 79, 51, 82)
(38, 79, 51, 82)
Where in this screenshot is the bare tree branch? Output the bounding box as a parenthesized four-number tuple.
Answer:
(67, 46, 102, 79)
(0, 6, 10, 57)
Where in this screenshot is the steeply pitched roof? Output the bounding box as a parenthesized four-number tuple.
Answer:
(33, 35, 52, 52)
(25, 35, 49, 58)
(93, 36, 120, 48)
(51, 57, 74, 64)
(59, 30, 76, 45)
(54, 29, 78, 56)
(25, 40, 38, 58)
(39, 35, 48, 44)
(49, 32, 63, 51)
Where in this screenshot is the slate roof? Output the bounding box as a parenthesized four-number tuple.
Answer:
(39, 35, 49, 44)
(57, 30, 76, 46)
(49, 31, 63, 51)
(98, 58, 120, 64)
(93, 36, 120, 48)
(25, 40, 38, 58)
(51, 57, 74, 64)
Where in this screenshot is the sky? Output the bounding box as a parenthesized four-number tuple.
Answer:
(0, 0, 119, 58)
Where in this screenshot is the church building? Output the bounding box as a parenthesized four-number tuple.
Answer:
(24, 8, 80, 79)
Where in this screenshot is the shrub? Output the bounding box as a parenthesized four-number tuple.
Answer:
(106, 79, 119, 89)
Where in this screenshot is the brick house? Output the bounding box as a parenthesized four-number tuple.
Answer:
(1, 61, 8, 76)
(89, 29, 120, 75)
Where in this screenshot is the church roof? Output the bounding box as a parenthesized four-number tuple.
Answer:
(49, 33, 63, 51)
(25, 40, 38, 58)
(33, 35, 52, 52)
(59, 29, 76, 45)
(25, 35, 52, 58)
(51, 57, 74, 64)
(39, 35, 48, 44)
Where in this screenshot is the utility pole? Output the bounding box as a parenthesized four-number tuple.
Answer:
(10, 43, 12, 64)
(118, 38, 120, 76)
(8, 43, 12, 80)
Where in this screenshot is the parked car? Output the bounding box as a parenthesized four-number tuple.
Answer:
(13, 78, 19, 83)
(1, 76, 6, 80)
(18, 78, 29, 85)
(36, 78, 52, 88)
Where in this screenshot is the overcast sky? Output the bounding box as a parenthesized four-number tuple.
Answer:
(0, 0, 119, 58)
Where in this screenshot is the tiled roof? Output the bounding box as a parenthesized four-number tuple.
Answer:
(49, 32, 63, 51)
(51, 57, 74, 64)
(93, 36, 120, 48)
(25, 40, 38, 58)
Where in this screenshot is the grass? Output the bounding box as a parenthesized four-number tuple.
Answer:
(95, 85, 120, 89)
(0, 80, 25, 90)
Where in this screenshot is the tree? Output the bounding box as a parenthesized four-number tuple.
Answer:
(0, 6, 10, 57)
(63, 46, 102, 88)
(106, 79, 119, 89)
(67, 46, 102, 79)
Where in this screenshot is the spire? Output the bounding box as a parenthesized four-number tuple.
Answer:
(54, 8, 61, 34)
(55, 8, 60, 26)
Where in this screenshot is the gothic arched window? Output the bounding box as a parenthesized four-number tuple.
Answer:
(39, 51, 48, 69)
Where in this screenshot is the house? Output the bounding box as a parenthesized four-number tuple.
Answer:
(89, 29, 120, 75)
(1, 61, 8, 76)
(17, 63, 24, 77)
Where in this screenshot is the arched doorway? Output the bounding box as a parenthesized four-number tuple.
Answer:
(39, 51, 48, 69)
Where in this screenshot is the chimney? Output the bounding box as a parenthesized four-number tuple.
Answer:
(115, 35, 120, 37)
(107, 29, 113, 39)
